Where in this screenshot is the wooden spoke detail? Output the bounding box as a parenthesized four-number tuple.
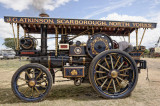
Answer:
(18, 77, 28, 82)
(31, 68, 35, 79)
(101, 78, 108, 88)
(34, 87, 40, 95)
(25, 71, 31, 79)
(117, 62, 124, 70)
(104, 58, 110, 69)
(98, 64, 110, 72)
(119, 67, 131, 72)
(37, 84, 47, 88)
(18, 83, 28, 87)
(110, 55, 114, 69)
(23, 87, 30, 95)
(37, 79, 47, 83)
(115, 78, 121, 87)
(96, 76, 108, 81)
(36, 69, 43, 79)
(106, 78, 113, 90)
(113, 55, 121, 65)
(114, 56, 121, 69)
(31, 87, 34, 97)
(96, 71, 106, 74)
(112, 79, 117, 93)
(119, 74, 129, 77)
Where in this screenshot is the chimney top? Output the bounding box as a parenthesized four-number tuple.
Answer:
(39, 13, 49, 17)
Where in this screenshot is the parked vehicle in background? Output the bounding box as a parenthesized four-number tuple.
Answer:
(149, 37, 160, 58)
(0, 49, 16, 59)
(0, 53, 3, 60)
(3, 53, 8, 59)
(149, 47, 160, 58)
(3, 53, 15, 59)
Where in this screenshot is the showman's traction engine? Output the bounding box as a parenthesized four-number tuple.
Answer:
(4, 13, 157, 102)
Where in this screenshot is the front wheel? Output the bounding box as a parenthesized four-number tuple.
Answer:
(11, 63, 53, 102)
(89, 50, 138, 99)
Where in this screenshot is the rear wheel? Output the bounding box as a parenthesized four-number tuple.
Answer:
(89, 50, 138, 98)
(11, 63, 53, 102)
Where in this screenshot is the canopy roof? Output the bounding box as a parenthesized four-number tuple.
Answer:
(4, 16, 157, 36)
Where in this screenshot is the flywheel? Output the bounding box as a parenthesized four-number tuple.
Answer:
(86, 33, 113, 58)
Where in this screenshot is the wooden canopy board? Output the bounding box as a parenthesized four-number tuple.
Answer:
(4, 16, 157, 36)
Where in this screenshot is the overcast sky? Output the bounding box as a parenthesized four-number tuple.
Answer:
(0, 0, 160, 49)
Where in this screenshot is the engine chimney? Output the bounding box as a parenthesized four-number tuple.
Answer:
(39, 13, 49, 17)
(39, 12, 49, 55)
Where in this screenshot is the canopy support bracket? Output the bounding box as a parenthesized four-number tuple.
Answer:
(138, 28, 146, 49)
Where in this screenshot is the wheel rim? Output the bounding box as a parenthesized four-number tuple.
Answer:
(93, 52, 137, 96)
(14, 67, 49, 99)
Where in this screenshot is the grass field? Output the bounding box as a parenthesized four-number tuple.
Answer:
(0, 58, 160, 106)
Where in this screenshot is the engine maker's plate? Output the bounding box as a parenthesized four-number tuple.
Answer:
(63, 66, 85, 78)
(86, 33, 113, 58)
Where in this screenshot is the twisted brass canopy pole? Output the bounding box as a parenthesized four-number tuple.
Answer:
(55, 26, 58, 57)
(17, 24, 20, 50)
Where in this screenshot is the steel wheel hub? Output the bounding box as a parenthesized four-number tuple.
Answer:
(111, 70, 118, 78)
(28, 80, 36, 87)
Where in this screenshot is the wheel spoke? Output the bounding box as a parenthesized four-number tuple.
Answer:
(110, 55, 114, 69)
(96, 71, 106, 74)
(106, 78, 113, 90)
(34, 86, 40, 95)
(96, 76, 107, 80)
(98, 64, 110, 72)
(25, 71, 31, 79)
(115, 78, 121, 87)
(114, 56, 121, 69)
(37, 84, 47, 88)
(117, 62, 124, 70)
(113, 55, 121, 64)
(119, 67, 131, 72)
(31, 87, 34, 97)
(18, 83, 28, 87)
(23, 87, 30, 95)
(18, 77, 28, 82)
(112, 79, 117, 93)
(104, 58, 110, 69)
(32, 68, 35, 79)
(101, 78, 108, 88)
(119, 74, 129, 77)
(37, 79, 47, 83)
(36, 70, 43, 80)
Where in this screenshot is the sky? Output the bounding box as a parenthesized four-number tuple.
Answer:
(0, 0, 160, 50)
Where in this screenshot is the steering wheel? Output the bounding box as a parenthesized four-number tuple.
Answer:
(112, 40, 119, 49)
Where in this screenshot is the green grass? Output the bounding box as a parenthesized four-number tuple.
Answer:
(0, 59, 29, 69)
